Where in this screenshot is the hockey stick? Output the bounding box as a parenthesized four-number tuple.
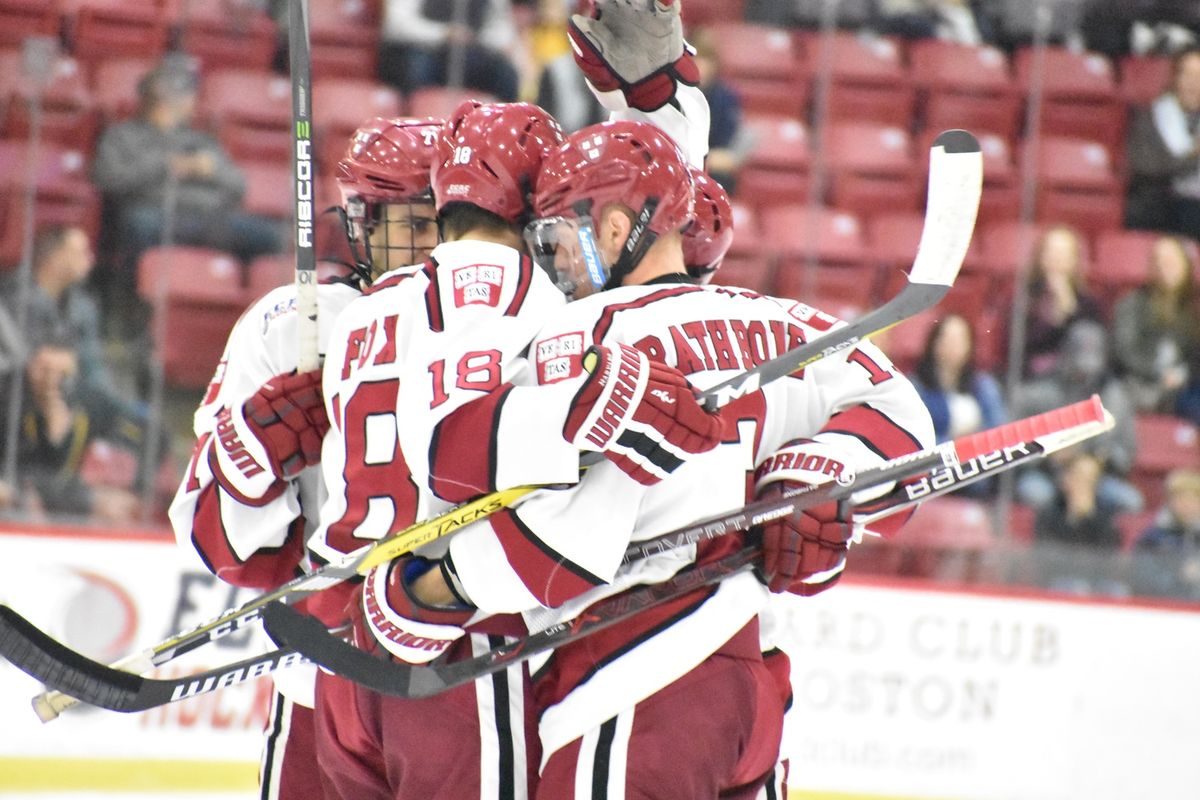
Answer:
(18, 129, 983, 717)
(6, 398, 1107, 713)
(700, 128, 982, 411)
(290, 0, 320, 372)
(259, 396, 1111, 700)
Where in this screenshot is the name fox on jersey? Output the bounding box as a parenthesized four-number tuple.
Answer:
(637, 318, 808, 378)
(536, 332, 586, 384)
(215, 407, 266, 478)
(905, 442, 1034, 500)
(453, 264, 504, 308)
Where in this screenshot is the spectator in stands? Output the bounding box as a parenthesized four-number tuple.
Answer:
(1033, 449, 1128, 596)
(1113, 235, 1200, 417)
(1131, 467, 1200, 599)
(1014, 319, 1143, 515)
(379, 0, 521, 101)
(2, 340, 143, 524)
(1, 225, 144, 424)
(910, 313, 1007, 494)
(91, 54, 280, 318)
(1013, 224, 1104, 380)
(531, 0, 605, 132)
(1125, 48, 1200, 236)
(691, 27, 746, 192)
(873, 0, 993, 45)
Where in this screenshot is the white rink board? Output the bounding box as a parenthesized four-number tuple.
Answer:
(770, 581, 1200, 800)
(0, 525, 268, 785)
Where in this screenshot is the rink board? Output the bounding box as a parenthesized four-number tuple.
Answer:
(1, 524, 1199, 798)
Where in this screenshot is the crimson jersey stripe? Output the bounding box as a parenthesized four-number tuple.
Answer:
(503, 254, 534, 317)
(207, 447, 289, 508)
(190, 481, 304, 590)
(423, 258, 444, 332)
(428, 385, 512, 502)
(591, 285, 706, 344)
(820, 404, 923, 461)
(491, 509, 604, 608)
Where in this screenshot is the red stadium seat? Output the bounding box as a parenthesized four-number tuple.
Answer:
(866, 210, 926, 271)
(1029, 136, 1124, 235)
(309, 0, 380, 80)
(681, 0, 745, 28)
(0, 139, 99, 265)
(203, 68, 293, 164)
(1118, 55, 1173, 107)
(0, 0, 61, 49)
(313, 78, 404, 168)
(246, 252, 294, 300)
(1116, 510, 1157, 552)
(726, 76, 808, 118)
(759, 204, 868, 266)
(1015, 47, 1126, 154)
(878, 307, 937, 373)
(177, 1, 277, 72)
(805, 32, 916, 128)
(137, 245, 246, 389)
(0, 51, 99, 151)
(239, 161, 294, 221)
(1133, 415, 1200, 476)
(709, 22, 802, 83)
(857, 495, 995, 579)
(65, 0, 173, 69)
(90, 56, 157, 121)
(910, 41, 1021, 139)
(824, 122, 920, 217)
(1090, 227, 1159, 303)
(735, 113, 810, 210)
(710, 253, 773, 295)
(971, 219, 1044, 294)
(774, 260, 882, 309)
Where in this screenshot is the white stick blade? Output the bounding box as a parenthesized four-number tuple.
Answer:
(908, 129, 983, 287)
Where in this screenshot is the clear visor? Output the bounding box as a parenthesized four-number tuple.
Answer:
(523, 215, 610, 300)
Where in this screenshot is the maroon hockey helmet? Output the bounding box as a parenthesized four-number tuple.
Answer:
(431, 100, 565, 224)
(682, 167, 734, 283)
(336, 116, 443, 279)
(528, 119, 695, 295)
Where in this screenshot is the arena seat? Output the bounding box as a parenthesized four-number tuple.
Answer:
(90, 56, 157, 121)
(137, 245, 246, 389)
(0, 139, 99, 265)
(709, 253, 773, 295)
(1133, 415, 1200, 476)
(824, 122, 920, 217)
(0, 51, 99, 151)
(910, 40, 1022, 139)
(245, 253, 294, 300)
(238, 160, 294, 221)
(804, 32, 916, 129)
(759, 204, 868, 267)
(1118, 54, 1172, 107)
(735, 113, 811, 210)
(1090, 227, 1159, 303)
(1030, 136, 1124, 235)
(313, 78, 404, 168)
(203, 68, 293, 164)
(1116, 510, 1157, 552)
(0, 0, 60, 49)
(407, 87, 497, 118)
(65, 0, 173, 70)
(708, 22, 802, 84)
(309, 0, 380, 80)
(177, 2, 277, 72)
(1014, 47, 1126, 155)
(681, 0, 745, 28)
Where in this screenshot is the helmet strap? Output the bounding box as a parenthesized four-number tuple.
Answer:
(604, 198, 659, 291)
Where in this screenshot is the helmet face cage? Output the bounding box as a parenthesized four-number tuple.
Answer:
(341, 192, 438, 280)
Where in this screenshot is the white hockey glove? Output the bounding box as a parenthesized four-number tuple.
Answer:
(568, 0, 699, 112)
(359, 556, 474, 665)
(751, 438, 860, 596)
(563, 344, 724, 486)
(210, 370, 328, 501)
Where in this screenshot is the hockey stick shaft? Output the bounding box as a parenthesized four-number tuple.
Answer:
(290, 0, 319, 372)
(5, 398, 1105, 713)
(20, 131, 984, 716)
(258, 397, 1111, 700)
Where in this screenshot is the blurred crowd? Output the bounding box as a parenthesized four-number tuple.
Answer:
(0, 0, 1197, 601)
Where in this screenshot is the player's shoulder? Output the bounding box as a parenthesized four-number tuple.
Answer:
(423, 240, 562, 327)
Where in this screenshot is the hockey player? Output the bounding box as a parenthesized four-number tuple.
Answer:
(683, 166, 735, 283)
(360, 120, 934, 798)
(167, 116, 441, 800)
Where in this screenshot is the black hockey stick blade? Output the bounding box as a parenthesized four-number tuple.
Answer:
(262, 547, 761, 699)
(700, 129, 982, 411)
(0, 605, 307, 712)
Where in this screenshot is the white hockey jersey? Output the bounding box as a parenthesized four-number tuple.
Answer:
(422, 280, 935, 757)
(168, 279, 360, 705)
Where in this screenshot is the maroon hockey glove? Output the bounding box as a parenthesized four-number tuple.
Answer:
(568, 0, 699, 112)
(241, 370, 330, 480)
(358, 556, 473, 665)
(752, 439, 854, 596)
(564, 344, 723, 485)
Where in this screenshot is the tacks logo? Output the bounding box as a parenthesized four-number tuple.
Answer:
(452, 264, 503, 308)
(535, 332, 585, 384)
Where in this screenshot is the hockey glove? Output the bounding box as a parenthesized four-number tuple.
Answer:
(564, 344, 723, 485)
(568, 0, 699, 112)
(210, 370, 329, 501)
(360, 556, 474, 665)
(752, 439, 855, 596)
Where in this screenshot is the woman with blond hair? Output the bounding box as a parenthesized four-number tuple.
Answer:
(1113, 235, 1200, 416)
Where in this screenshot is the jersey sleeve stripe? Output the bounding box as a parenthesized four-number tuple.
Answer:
(502, 254, 534, 318)
(491, 508, 605, 608)
(591, 286, 704, 344)
(820, 404, 923, 462)
(423, 257, 445, 332)
(207, 446, 289, 508)
(428, 385, 512, 502)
